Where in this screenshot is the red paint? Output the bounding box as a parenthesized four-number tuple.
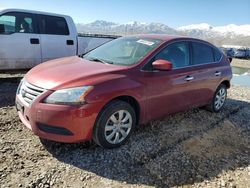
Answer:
(16, 35, 232, 143)
(152, 59, 173, 71)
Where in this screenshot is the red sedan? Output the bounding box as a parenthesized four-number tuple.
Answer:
(16, 35, 232, 148)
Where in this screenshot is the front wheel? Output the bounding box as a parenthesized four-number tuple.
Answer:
(206, 84, 227, 112)
(93, 100, 136, 148)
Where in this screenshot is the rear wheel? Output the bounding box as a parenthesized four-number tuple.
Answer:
(93, 100, 136, 148)
(207, 84, 227, 112)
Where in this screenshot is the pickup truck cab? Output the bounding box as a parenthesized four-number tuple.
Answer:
(0, 9, 115, 70)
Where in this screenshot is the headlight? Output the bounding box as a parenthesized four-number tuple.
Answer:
(44, 86, 93, 105)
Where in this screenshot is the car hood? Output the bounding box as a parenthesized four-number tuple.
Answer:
(25, 56, 127, 90)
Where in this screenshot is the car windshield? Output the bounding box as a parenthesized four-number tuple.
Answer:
(83, 37, 162, 66)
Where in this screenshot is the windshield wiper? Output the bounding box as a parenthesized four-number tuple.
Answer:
(86, 57, 113, 64)
(79, 53, 87, 58)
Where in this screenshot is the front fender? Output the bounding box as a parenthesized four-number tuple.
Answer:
(86, 76, 144, 104)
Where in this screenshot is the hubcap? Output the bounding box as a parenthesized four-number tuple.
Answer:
(214, 87, 226, 110)
(104, 110, 132, 144)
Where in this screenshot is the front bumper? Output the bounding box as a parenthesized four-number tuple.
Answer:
(16, 93, 103, 143)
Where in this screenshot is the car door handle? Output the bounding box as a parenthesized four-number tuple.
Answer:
(184, 76, 194, 81)
(30, 38, 39, 44)
(66, 40, 74, 45)
(214, 71, 221, 76)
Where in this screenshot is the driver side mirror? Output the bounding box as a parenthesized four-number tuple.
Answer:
(0, 24, 5, 34)
(152, 59, 172, 71)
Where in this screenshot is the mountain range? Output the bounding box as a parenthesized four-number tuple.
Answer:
(76, 20, 250, 46)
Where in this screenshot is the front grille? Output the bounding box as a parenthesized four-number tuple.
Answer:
(19, 81, 46, 105)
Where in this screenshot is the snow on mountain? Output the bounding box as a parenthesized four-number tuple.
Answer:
(77, 20, 250, 44)
(177, 23, 250, 37)
(213, 24, 250, 36)
(125, 21, 147, 25)
(178, 23, 213, 31)
(77, 20, 177, 35)
(84, 20, 118, 27)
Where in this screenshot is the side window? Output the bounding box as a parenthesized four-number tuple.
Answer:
(192, 42, 214, 65)
(213, 48, 222, 61)
(0, 14, 16, 34)
(39, 15, 69, 35)
(153, 41, 190, 69)
(0, 12, 35, 34)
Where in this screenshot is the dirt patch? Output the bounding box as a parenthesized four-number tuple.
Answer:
(0, 79, 250, 188)
(183, 120, 248, 159)
(231, 59, 250, 69)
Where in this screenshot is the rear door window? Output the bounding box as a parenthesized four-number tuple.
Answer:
(213, 48, 222, 61)
(0, 12, 36, 34)
(39, 15, 69, 35)
(191, 42, 214, 65)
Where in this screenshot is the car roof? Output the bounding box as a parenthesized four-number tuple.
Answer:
(131, 34, 211, 44)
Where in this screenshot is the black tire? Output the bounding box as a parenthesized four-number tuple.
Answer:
(93, 100, 136, 148)
(206, 84, 227, 113)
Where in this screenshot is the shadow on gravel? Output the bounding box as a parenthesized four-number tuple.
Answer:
(0, 81, 20, 108)
(42, 98, 250, 187)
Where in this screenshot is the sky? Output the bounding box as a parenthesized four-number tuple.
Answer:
(0, 0, 250, 28)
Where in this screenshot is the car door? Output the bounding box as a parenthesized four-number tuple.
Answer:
(189, 41, 224, 105)
(38, 14, 77, 62)
(0, 11, 41, 70)
(142, 41, 207, 121)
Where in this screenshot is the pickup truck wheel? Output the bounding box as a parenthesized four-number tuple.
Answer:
(206, 84, 227, 113)
(93, 100, 136, 148)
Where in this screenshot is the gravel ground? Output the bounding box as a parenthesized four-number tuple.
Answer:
(0, 78, 250, 188)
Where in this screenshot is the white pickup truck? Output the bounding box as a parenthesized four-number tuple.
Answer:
(0, 8, 117, 70)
